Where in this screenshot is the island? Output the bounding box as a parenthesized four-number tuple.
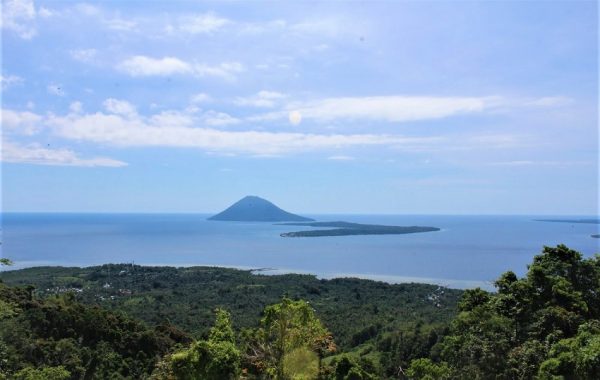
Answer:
(535, 218, 600, 224)
(278, 221, 440, 237)
(208, 195, 314, 222)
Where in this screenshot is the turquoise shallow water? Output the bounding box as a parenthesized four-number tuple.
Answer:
(1, 213, 598, 289)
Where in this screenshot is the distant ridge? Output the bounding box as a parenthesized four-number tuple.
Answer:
(208, 196, 314, 222)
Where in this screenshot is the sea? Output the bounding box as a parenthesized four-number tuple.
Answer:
(1, 213, 599, 290)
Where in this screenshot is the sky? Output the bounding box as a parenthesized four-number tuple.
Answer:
(1, 0, 598, 214)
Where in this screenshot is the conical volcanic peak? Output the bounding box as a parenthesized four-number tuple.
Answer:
(208, 196, 314, 222)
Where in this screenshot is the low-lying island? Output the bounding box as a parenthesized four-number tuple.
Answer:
(278, 221, 440, 237)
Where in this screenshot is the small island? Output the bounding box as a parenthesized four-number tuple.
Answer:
(535, 218, 600, 224)
(208, 195, 314, 222)
(278, 221, 440, 237)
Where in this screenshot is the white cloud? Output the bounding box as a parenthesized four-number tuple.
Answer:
(73, 3, 101, 16)
(42, 109, 417, 155)
(150, 111, 194, 128)
(328, 155, 355, 161)
(525, 96, 574, 107)
(286, 96, 497, 122)
(190, 93, 212, 104)
(234, 91, 286, 108)
(70, 48, 97, 63)
(103, 98, 137, 117)
(47, 83, 65, 96)
(69, 101, 83, 113)
(38, 6, 55, 18)
(200, 111, 240, 127)
(1, 140, 127, 167)
(175, 12, 230, 34)
(118, 56, 192, 76)
(1, 109, 42, 135)
(1, 74, 23, 90)
(249, 95, 571, 124)
(117, 56, 243, 80)
(1, 0, 37, 39)
(104, 17, 137, 31)
(193, 62, 244, 80)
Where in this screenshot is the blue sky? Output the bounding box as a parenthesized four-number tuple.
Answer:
(1, 0, 598, 214)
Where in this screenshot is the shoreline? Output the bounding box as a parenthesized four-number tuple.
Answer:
(1, 261, 495, 291)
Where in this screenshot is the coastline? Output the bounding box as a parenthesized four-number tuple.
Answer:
(1, 261, 494, 290)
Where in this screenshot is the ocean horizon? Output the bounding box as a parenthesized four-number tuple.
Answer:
(2, 212, 598, 290)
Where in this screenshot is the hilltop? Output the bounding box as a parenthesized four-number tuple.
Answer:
(208, 195, 314, 222)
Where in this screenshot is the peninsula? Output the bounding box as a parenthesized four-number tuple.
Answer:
(208, 195, 314, 222)
(278, 221, 440, 237)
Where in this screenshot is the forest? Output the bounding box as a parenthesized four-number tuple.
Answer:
(1, 244, 599, 379)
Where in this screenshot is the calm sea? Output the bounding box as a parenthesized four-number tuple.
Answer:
(1, 213, 598, 289)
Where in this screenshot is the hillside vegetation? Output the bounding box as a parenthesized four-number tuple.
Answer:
(1, 244, 599, 379)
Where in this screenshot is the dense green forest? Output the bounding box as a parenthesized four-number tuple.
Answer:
(1, 244, 599, 379)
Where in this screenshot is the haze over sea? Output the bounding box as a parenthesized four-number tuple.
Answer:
(2, 213, 598, 290)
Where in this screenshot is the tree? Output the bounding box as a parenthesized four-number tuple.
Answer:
(406, 358, 451, 380)
(437, 245, 600, 378)
(171, 309, 241, 380)
(282, 346, 319, 380)
(13, 366, 70, 380)
(241, 298, 335, 378)
(0, 259, 12, 267)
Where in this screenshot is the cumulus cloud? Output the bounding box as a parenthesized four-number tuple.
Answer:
(103, 98, 137, 117)
(171, 12, 230, 34)
(193, 62, 244, 80)
(118, 56, 192, 76)
(190, 93, 212, 104)
(37, 107, 417, 155)
(1, 74, 23, 90)
(234, 91, 287, 108)
(69, 101, 83, 113)
(37, 6, 55, 18)
(149, 111, 194, 128)
(1, 140, 127, 167)
(1, 108, 43, 135)
(117, 56, 244, 80)
(200, 111, 240, 127)
(1, 0, 37, 39)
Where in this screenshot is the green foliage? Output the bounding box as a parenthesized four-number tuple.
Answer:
(170, 309, 240, 380)
(3, 244, 597, 379)
(405, 358, 451, 380)
(282, 347, 319, 380)
(13, 366, 70, 380)
(538, 320, 600, 379)
(0, 282, 189, 379)
(327, 355, 376, 380)
(1, 264, 461, 352)
(435, 245, 600, 379)
(248, 297, 335, 378)
(0, 259, 12, 267)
